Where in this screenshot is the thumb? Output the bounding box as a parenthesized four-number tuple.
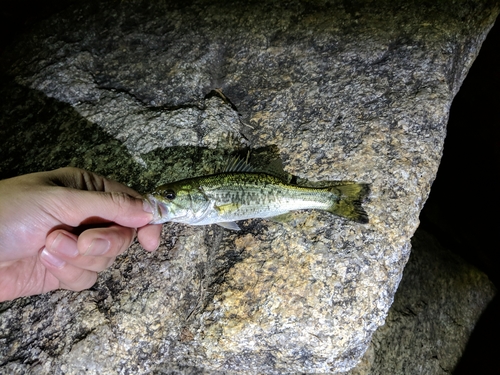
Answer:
(53, 188, 154, 228)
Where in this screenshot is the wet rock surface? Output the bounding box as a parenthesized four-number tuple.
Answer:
(0, 0, 498, 373)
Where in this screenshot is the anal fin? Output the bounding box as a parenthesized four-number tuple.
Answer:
(216, 222, 241, 231)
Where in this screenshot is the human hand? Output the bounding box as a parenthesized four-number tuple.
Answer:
(0, 167, 162, 302)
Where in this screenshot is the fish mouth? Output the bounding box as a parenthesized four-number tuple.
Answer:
(144, 194, 169, 224)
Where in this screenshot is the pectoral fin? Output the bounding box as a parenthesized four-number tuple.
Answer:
(216, 222, 241, 231)
(214, 203, 242, 230)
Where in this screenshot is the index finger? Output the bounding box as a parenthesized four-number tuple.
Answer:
(46, 167, 142, 197)
(49, 189, 154, 228)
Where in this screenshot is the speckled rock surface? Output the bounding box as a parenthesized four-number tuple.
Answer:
(0, 0, 499, 374)
(345, 229, 496, 375)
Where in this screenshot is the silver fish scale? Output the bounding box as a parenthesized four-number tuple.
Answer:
(198, 173, 335, 221)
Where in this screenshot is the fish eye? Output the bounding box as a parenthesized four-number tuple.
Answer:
(165, 190, 176, 200)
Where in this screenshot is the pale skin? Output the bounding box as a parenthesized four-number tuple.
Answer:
(0, 167, 163, 302)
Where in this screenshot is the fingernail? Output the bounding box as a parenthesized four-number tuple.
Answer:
(85, 238, 110, 256)
(51, 233, 79, 258)
(41, 248, 66, 269)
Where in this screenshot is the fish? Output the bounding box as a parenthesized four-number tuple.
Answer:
(144, 157, 369, 230)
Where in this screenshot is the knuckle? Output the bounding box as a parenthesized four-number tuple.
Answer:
(59, 166, 81, 174)
(110, 191, 131, 210)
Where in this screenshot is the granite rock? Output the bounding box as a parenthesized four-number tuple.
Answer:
(346, 229, 496, 375)
(0, 0, 499, 373)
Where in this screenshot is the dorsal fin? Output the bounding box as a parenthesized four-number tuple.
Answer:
(261, 157, 292, 183)
(220, 153, 290, 181)
(222, 152, 256, 173)
(218, 147, 294, 183)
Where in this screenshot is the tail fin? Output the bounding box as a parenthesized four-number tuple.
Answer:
(325, 183, 370, 224)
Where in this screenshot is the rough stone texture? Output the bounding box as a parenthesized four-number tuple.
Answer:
(345, 229, 496, 375)
(0, 0, 499, 374)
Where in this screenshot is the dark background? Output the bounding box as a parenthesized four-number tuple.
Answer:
(1, 1, 498, 373)
(419, 18, 500, 375)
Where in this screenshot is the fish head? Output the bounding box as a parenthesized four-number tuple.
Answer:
(145, 181, 206, 224)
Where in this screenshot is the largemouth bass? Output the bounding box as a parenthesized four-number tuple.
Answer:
(145, 171, 369, 230)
